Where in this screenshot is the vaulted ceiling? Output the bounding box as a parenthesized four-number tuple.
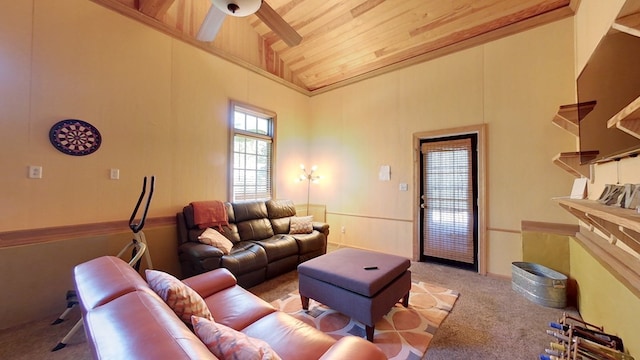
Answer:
(91, 0, 578, 95)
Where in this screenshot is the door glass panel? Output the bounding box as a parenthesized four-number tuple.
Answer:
(421, 137, 475, 265)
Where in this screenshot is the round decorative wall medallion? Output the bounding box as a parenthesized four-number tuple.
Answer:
(49, 119, 102, 156)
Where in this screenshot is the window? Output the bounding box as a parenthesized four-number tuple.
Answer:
(229, 102, 275, 202)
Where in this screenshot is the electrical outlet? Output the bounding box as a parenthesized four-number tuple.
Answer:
(110, 168, 120, 180)
(399, 183, 408, 191)
(28, 166, 42, 179)
(341, 226, 346, 234)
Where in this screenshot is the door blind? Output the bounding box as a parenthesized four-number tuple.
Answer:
(421, 138, 475, 264)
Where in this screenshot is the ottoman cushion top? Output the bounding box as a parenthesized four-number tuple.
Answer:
(297, 248, 410, 297)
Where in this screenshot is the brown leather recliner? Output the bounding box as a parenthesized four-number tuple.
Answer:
(177, 199, 329, 287)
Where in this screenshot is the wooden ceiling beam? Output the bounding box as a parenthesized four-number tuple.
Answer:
(89, 0, 310, 94)
(90, 0, 577, 95)
(308, 0, 576, 93)
(350, 0, 385, 18)
(298, 1, 564, 88)
(139, 0, 176, 19)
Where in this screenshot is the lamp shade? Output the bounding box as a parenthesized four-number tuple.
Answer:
(212, 0, 262, 17)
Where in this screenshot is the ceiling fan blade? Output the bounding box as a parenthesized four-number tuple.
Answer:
(255, 1, 302, 47)
(196, 5, 226, 42)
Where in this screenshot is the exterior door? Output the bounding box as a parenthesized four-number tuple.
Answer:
(420, 134, 478, 271)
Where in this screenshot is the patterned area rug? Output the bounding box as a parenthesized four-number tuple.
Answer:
(270, 282, 459, 360)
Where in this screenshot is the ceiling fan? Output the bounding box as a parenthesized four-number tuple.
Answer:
(196, 0, 302, 47)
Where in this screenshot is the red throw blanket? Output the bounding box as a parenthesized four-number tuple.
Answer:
(191, 200, 229, 231)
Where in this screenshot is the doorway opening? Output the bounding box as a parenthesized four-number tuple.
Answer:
(413, 125, 486, 274)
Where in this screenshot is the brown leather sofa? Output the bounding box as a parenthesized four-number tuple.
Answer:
(75, 256, 386, 360)
(177, 199, 329, 287)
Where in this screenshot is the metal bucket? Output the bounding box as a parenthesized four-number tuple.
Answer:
(511, 262, 567, 309)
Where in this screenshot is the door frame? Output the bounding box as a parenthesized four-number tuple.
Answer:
(412, 124, 488, 275)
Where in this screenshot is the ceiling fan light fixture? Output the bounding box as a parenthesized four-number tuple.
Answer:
(211, 0, 261, 17)
(227, 3, 239, 13)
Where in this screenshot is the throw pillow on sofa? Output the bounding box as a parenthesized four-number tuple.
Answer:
(146, 269, 213, 324)
(289, 215, 313, 234)
(192, 316, 282, 360)
(198, 227, 234, 255)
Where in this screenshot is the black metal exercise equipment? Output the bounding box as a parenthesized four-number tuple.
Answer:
(50, 176, 155, 351)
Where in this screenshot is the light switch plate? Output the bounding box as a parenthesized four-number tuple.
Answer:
(28, 166, 42, 179)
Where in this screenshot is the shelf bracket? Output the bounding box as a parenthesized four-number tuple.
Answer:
(585, 212, 614, 240)
(608, 96, 640, 141)
(551, 102, 596, 137)
(559, 203, 595, 231)
(619, 226, 640, 254)
(558, 197, 640, 254)
(552, 152, 597, 178)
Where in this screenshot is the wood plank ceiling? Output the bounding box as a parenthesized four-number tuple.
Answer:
(91, 0, 578, 95)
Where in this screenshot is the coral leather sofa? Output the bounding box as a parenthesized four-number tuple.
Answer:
(74, 256, 386, 360)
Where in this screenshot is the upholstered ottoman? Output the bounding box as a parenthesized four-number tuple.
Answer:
(297, 248, 411, 342)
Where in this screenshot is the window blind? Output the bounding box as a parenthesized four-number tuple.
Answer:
(233, 134, 272, 201)
(421, 138, 475, 264)
(231, 104, 274, 202)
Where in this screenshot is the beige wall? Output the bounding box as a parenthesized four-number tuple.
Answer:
(311, 19, 577, 275)
(514, 1, 640, 356)
(0, 0, 311, 329)
(3, 0, 636, 337)
(522, 229, 640, 354)
(569, 0, 640, 355)
(0, 0, 312, 232)
(570, 239, 640, 355)
(0, 226, 178, 328)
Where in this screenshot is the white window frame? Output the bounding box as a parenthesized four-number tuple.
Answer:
(228, 101, 276, 202)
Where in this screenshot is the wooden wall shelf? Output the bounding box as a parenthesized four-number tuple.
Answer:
(552, 151, 597, 178)
(551, 0, 640, 300)
(607, 95, 640, 139)
(552, 101, 596, 137)
(551, 103, 597, 178)
(557, 198, 640, 240)
(556, 198, 640, 298)
(613, 0, 640, 37)
(552, 104, 580, 136)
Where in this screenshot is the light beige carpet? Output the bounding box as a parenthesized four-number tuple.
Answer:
(0, 253, 575, 360)
(271, 281, 459, 360)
